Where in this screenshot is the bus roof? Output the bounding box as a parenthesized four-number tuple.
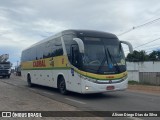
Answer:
(23, 29, 118, 51)
(62, 29, 117, 39)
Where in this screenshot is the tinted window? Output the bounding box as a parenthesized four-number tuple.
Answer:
(63, 34, 75, 61)
(43, 37, 63, 58)
(21, 37, 64, 62)
(36, 44, 44, 60)
(21, 47, 36, 62)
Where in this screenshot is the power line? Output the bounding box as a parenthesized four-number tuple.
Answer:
(117, 17, 160, 36)
(134, 17, 160, 29)
(136, 44, 160, 52)
(117, 29, 133, 36)
(134, 37, 160, 49)
(124, 45, 160, 54)
(141, 46, 160, 51)
(137, 43, 160, 49)
(123, 37, 160, 52)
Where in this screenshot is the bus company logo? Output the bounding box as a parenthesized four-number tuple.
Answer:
(109, 80, 112, 83)
(33, 60, 46, 67)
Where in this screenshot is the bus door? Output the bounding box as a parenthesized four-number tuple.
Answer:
(68, 44, 82, 93)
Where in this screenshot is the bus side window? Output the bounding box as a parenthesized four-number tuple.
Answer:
(63, 34, 75, 62)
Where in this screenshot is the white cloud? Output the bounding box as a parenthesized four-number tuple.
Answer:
(0, 0, 160, 64)
(32, 19, 68, 34)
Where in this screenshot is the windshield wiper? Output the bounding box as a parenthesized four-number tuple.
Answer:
(97, 47, 109, 73)
(106, 48, 121, 73)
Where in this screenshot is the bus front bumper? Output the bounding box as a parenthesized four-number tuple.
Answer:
(81, 78, 128, 94)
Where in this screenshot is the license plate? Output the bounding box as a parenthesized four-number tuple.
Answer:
(106, 86, 115, 90)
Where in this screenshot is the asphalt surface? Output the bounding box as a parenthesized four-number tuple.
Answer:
(0, 74, 160, 120)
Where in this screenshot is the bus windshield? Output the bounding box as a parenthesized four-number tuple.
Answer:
(81, 37, 126, 74)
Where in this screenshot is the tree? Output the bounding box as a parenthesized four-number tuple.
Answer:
(156, 51, 160, 60)
(139, 50, 148, 61)
(149, 51, 157, 61)
(126, 50, 160, 62)
(126, 50, 148, 62)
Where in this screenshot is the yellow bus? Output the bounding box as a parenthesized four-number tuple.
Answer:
(21, 30, 133, 94)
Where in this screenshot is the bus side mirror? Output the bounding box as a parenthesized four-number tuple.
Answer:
(120, 41, 133, 54)
(73, 38, 84, 53)
(70, 44, 81, 68)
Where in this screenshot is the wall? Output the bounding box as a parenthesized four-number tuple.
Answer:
(127, 61, 160, 85)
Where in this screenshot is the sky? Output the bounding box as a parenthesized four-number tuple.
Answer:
(0, 0, 160, 67)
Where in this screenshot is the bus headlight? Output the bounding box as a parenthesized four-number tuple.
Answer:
(85, 86, 89, 90)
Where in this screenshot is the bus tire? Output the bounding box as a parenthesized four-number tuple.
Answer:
(27, 74, 33, 87)
(58, 77, 67, 95)
(2, 76, 5, 78)
(8, 75, 10, 78)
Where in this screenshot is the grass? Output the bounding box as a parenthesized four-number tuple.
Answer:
(128, 80, 160, 86)
(128, 80, 139, 85)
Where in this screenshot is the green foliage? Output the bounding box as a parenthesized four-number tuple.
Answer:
(128, 81, 139, 85)
(128, 80, 159, 86)
(126, 50, 160, 62)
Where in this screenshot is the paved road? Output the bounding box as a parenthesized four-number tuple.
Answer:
(1, 75, 160, 120)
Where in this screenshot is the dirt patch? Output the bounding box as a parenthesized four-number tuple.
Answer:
(128, 84, 160, 95)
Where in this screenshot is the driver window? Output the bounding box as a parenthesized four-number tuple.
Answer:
(83, 44, 102, 65)
(70, 44, 80, 67)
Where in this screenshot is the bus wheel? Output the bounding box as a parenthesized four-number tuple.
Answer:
(8, 75, 10, 78)
(2, 76, 5, 78)
(58, 77, 67, 95)
(27, 74, 33, 87)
